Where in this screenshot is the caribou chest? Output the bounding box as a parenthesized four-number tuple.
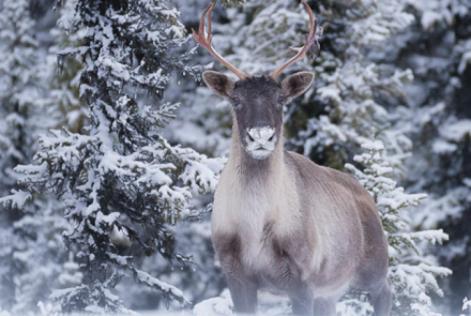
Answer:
(212, 159, 302, 272)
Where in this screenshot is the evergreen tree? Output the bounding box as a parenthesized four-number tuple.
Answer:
(393, 1, 471, 312)
(346, 141, 451, 316)
(0, 0, 466, 314)
(0, 0, 46, 194)
(15, 0, 219, 313)
(0, 1, 69, 312)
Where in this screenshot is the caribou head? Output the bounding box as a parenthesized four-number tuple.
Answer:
(193, 0, 318, 160)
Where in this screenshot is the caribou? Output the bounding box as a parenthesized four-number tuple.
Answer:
(193, 1, 392, 315)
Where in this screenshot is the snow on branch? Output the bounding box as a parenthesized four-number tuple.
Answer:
(133, 269, 190, 305)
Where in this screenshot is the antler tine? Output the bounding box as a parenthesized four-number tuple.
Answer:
(193, 1, 248, 80)
(207, 1, 213, 43)
(270, 0, 318, 80)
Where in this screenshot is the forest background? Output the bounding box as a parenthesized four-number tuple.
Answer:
(0, 0, 470, 315)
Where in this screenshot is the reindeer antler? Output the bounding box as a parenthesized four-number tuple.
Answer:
(193, 0, 248, 80)
(270, 0, 318, 80)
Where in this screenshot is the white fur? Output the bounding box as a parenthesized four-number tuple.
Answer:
(245, 127, 276, 160)
(213, 153, 301, 272)
(246, 148, 272, 160)
(247, 127, 275, 143)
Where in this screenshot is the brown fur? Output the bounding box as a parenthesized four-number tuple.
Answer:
(206, 73, 392, 316)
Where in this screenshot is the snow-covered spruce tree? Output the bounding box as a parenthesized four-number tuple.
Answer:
(390, 1, 471, 312)
(346, 141, 451, 316)
(178, 0, 451, 314)
(6, 198, 72, 315)
(0, 0, 37, 308)
(0, 0, 73, 313)
(0, 0, 48, 196)
(15, 0, 219, 313)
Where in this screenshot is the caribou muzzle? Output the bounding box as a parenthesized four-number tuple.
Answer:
(245, 127, 277, 160)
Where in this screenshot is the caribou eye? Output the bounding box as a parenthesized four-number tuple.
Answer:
(233, 103, 242, 110)
(230, 97, 242, 110)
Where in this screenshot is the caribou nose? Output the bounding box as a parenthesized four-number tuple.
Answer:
(246, 127, 276, 145)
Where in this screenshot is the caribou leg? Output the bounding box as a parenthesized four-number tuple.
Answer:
(213, 234, 258, 314)
(312, 297, 336, 316)
(289, 282, 314, 315)
(371, 281, 392, 316)
(226, 274, 258, 314)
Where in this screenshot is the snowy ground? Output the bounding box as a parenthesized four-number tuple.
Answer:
(137, 291, 291, 316)
(30, 291, 291, 316)
(3, 291, 464, 316)
(192, 291, 292, 316)
(127, 291, 371, 316)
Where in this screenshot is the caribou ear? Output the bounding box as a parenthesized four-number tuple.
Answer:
(202, 71, 235, 97)
(281, 72, 315, 99)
